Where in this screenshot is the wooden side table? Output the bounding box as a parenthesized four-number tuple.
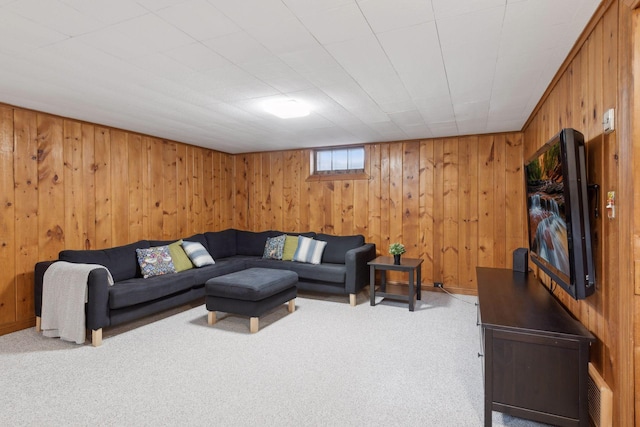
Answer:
(368, 256, 423, 311)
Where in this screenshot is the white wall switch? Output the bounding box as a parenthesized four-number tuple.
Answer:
(603, 108, 615, 134)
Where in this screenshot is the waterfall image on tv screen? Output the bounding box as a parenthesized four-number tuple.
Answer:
(526, 142, 570, 278)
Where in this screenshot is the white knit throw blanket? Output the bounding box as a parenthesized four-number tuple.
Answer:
(41, 261, 114, 344)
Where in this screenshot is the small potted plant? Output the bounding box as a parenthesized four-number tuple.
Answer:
(389, 243, 406, 265)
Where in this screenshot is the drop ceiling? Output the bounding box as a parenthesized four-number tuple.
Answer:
(0, 0, 601, 153)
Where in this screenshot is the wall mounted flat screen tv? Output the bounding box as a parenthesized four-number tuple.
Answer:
(524, 128, 595, 300)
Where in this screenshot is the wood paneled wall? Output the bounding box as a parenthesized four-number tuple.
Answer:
(0, 105, 234, 336)
(232, 133, 525, 293)
(523, 1, 636, 424)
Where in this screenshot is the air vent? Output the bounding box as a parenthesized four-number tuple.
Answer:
(588, 363, 613, 427)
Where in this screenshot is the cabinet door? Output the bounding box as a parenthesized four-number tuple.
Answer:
(491, 329, 582, 420)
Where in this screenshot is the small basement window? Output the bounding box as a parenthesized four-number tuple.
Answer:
(314, 146, 365, 175)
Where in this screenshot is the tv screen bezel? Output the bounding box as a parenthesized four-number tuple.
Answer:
(524, 128, 595, 300)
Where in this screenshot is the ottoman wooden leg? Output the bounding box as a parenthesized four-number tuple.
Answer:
(35, 316, 41, 332)
(349, 293, 357, 307)
(207, 311, 217, 325)
(288, 299, 296, 313)
(250, 317, 259, 333)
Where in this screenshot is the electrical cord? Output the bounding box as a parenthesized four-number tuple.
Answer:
(438, 285, 476, 305)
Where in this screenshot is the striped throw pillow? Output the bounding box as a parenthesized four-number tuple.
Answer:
(181, 241, 215, 267)
(292, 236, 327, 265)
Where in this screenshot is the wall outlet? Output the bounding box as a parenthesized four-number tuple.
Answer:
(434, 282, 443, 288)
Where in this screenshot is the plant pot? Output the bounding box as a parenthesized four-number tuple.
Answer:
(393, 254, 401, 265)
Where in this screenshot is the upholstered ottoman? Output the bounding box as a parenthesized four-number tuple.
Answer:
(205, 268, 298, 333)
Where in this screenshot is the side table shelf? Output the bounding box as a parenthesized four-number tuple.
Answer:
(368, 256, 423, 311)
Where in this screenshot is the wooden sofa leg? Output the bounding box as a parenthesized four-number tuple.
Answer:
(288, 299, 296, 313)
(250, 317, 259, 334)
(349, 294, 357, 307)
(207, 311, 217, 325)
(91, 329, 102, 347)
(35, 316, 41, 332)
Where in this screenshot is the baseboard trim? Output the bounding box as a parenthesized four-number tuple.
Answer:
(0, 317, 36, 337)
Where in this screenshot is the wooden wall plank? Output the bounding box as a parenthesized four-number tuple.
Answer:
(419, 140, 435, 285)
(162, 141, 177, 239)
(477, 135, 495, 268)
(13, 109, 38, 322)
(492, 134, 506, 268)
(37, 114, 65, 258)
(94, 127, 111, 248)
(81, 124, 96, 249)
(128, 134, 144, 242)
(63, 120, 84, 251)
(175, 143, 188, 237)
(205, 150, 217, 231)
(0, 106, 16, 326)
(442, 138, 459, 286)
(458, 136, 479, 290)
(110, 130, 129, 245)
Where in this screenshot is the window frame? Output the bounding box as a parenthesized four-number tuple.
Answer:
(309, 145, 368, 181)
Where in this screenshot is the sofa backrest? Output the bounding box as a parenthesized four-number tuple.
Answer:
(316, 233, 365, 264)
(205, 229, 237, 259)
(59, 240, 150, 282)
(235, 230, 280, 256)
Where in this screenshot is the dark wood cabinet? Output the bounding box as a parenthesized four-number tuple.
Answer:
(477, 267, 595, 427)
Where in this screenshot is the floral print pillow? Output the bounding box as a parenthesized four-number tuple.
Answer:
(136, 245, 176, 278)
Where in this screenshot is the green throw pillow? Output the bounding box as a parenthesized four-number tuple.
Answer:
(282, 235, 299, 261)
(168, 240, 194, 272)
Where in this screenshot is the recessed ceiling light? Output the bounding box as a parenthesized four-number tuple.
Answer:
(264, 100, 310, 119)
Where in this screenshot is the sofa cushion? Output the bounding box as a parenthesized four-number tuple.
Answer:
(316, 233, 365, 264)
(182, 241, 215, 267)
(282, 235, 299, 261)
(246, 259, 346, 284)
(263, 234, 286, 259)
(205, 229, 237, 259)
(293, 236, 327, 264)
(167, 240, 193, 272)
(108, 271, 198, 309)
(136, 246, 177, 278)
(59, 240, 150, 282)
(236, 230, 279, 256)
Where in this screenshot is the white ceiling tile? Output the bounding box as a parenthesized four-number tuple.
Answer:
(244, 18, 318, 56)
(211, 0, 295, 30)
(204, 31, 270, 64)
(156, 0, 239, 40)
(162, 42, 229, 71)
(281, 0, 352, 15)
(378, 21, 450, 100)
(59, 0, 148, 25)
(0, 10, 68, 53)
(325, 35, 412, 106)
(432, 0, 505, 20)
(6, 0, 105, 36)
(298, 3, 372, 45)
(414, 97, 455, 123)
(389, 110, 425, 127)
(137, 0, 191, 11)
(359, 0, 435, 34)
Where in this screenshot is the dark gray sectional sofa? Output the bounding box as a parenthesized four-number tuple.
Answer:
(34, 229, 376, 345)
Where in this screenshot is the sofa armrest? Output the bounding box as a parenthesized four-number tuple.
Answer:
(34, 260, 57, 317)
(344, 243, 377, 294)
(86, 268, 112, 331)
(34, 261, 112, 331)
